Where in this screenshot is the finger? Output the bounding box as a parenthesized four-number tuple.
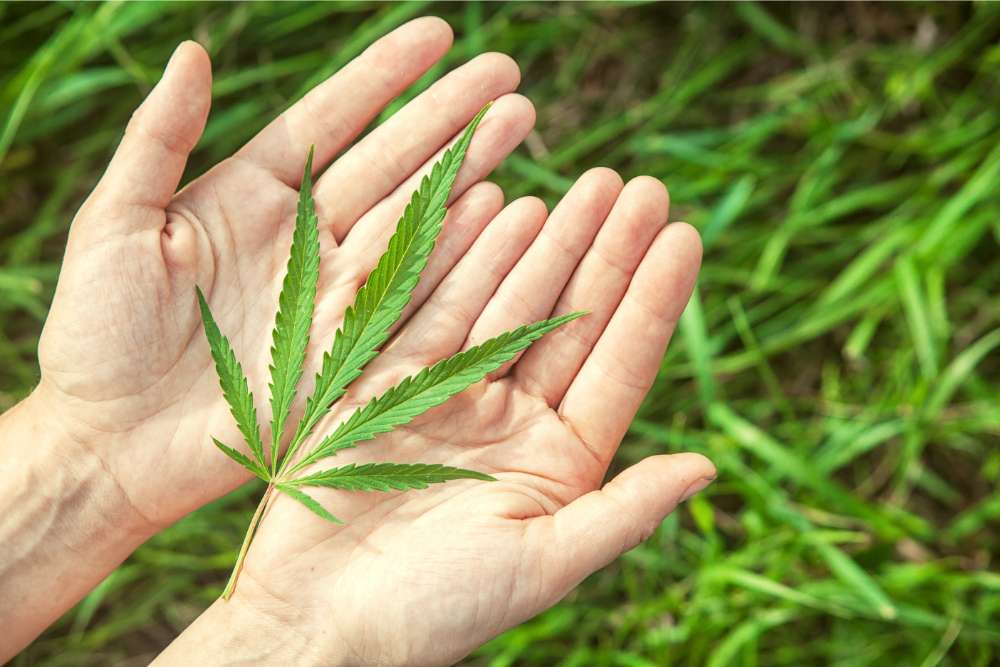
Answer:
(537, 453, 716, 597)
(235, 17, 453, 187)
(514, 177, 670, 407)
(83, 42, 211, 233)
(463, 168, 623, 376)
(559, 223, 702, 462)
(315, 52, 521, 241)
(385, 197, 547, 364)
(339, 93, 535, 264)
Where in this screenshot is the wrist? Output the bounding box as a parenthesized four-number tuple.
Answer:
(154, 576, 353, 667)
(0, 391, 155, 659)
(15, 383, 161, 540)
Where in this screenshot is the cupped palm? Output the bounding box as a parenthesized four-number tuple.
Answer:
(34, 21, 713, 663)
(241, 170, 712, 665)
(35, 19, 534, 529)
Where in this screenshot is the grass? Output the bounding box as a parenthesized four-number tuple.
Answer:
(2, 1, 999, 665)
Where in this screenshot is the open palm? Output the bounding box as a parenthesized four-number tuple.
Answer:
(231, 168, 713, 665)
(35, 18, 536, 530)
(34, 16, 713, 664)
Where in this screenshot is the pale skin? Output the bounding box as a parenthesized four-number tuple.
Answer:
(0, 16, 715, 666)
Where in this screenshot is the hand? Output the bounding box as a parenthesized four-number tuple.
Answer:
(31, 17, 532, 532)
(159, 172, 715, 666)
(3, 17, 533, 656)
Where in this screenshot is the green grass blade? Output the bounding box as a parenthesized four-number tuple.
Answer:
(212, 438, 270, 482)
(806, 533, 898, 620)
(925, 327, 1000, 418)
(288, 462, 495, 491)
(700, 174, 754, 251)
(281, 104, 491, 472)
(267, 146, 321, 474)
(709, 566, 852, 617)
(276, 484, 341, 523)
(290, 312, 583, 473)
(678, 285, 715, 410)
(894, 255, 939, 380)
(705, 609, 795, 667)
(196, 286, 267, 470)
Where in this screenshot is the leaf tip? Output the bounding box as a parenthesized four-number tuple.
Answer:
(195, 284, 208, 307)
(302, 145, 316, 189)
(467, 102, 492, 134)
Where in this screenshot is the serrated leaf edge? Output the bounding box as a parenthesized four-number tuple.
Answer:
(276, 483, 342, 523)
(197, 286, 267, 470)
(288, 462, 496, 491)
(289, 311, 584, 474)
(281, 104, 492, 473)
(267, 147, 321, 475)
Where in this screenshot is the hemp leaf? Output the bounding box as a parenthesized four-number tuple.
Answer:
(197, 288, 267, 476)
(197, 104, 583, 599)
(266, 147, 321, 476)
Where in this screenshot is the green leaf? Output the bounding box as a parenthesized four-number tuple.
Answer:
(212, 438, 270, 482)
(281, 104, 492, 473)
(197, 286, 267, 470)
(291, 311, 584, 472)
(276, 483, 342, 523)
(267, 146, 321, 474)
(289, 462, 495, 491)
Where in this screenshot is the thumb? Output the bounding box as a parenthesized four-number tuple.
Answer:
(84, 41, 211, 232)
(542, 453, 716, 596)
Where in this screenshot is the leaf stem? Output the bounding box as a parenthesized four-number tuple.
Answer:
(222, 484, 274, 601)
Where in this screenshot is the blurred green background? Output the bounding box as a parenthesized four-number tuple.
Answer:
(3, 1, 999, 665)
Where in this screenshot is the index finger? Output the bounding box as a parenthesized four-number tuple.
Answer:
(235, 16, 453, 188)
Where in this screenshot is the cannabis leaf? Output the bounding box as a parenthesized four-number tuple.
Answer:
(267, 146, 321, 474)
(288, 313, 583, 474)
(274, 483, 341, 523)
(287, 463, 496, 492)
(212, 437, 269, 482)
(281, 104, 493, 472)
(196, 287, 266, 472)
(196, 104, 583, 599)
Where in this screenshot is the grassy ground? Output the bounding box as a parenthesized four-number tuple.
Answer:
(3, 2, 999, 665)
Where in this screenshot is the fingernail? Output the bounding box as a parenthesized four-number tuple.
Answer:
(680, 476, 715, 502)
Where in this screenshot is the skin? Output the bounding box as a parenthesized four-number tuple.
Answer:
(0, 16, 714, 665)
